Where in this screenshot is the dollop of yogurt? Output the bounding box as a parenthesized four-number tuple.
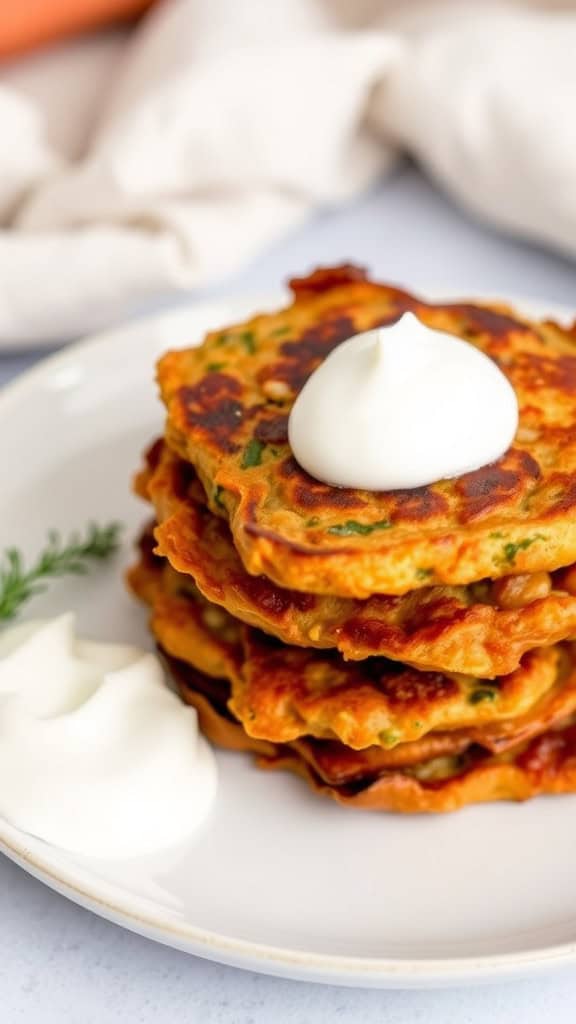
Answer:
(288, 312, 519, 491)
(0, 613, 217, 859)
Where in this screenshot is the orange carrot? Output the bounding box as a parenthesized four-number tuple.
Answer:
(0, 0, 155, 59)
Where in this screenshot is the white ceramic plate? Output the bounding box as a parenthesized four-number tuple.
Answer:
(2, 292, 576, 990)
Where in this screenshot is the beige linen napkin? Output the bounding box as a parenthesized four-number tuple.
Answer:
(0, 0, 574, 346)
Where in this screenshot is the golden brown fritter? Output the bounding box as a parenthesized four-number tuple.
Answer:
(157, 265, 576, 598)
(127, 542, 571, 751)
(141, 440, 576, 678)
(127, 527, 241, 681)
(166, 651, 576, 814)
(267, 725, 576, 813)
(230, 632, 560, 749)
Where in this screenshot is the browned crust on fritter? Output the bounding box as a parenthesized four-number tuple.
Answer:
(127, 542, 569, 750)
(157, 264, 576, 598)
(264, 729, 576, 814)
(142, 440, 576, 678)
(232, 631, 559, 749)
(166, 652, 576, 814)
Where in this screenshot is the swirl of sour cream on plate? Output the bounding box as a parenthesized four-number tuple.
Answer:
(288, 312, 519, 491)
(0, 613, 217, 859)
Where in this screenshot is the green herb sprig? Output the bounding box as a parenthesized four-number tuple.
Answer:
(327, 519, 392, 537)
(241, 439, 264, 468)
(239, 331, 256, 354)
(468, 687, 497, 705)
(415, 567, 433, 581)
(501, 534, 545, 566)
(0, 521, 123, 621)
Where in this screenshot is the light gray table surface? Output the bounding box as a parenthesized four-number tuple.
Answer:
(1, 164, 576, 1022)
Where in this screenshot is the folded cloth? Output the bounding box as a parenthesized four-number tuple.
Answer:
(0, 0, 574, 347)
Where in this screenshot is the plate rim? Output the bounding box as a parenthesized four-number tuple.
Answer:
(2, 287, 576, 989)
(3, 820, 576, 989)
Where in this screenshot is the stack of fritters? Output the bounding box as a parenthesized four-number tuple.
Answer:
(128, 265, 576, 812)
